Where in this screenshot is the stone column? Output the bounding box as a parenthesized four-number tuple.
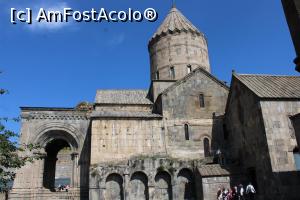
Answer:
(124, 169, 130, 200)
(37, 152, 47, 189)
(71, 152, 79, 188)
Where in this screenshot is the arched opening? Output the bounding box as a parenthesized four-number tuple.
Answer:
(203, 138, 210, 157)
(169, 66, 175, 79)
(184, 124, 190, 141)
(199, 93, 205, 108)
(43, 139, 72, 190)
(105, 174, 124, 200)
(128, 172, 149, 200)
(154, 171, 172, 200)
(177, 169, 196, 200)
(293, 147, 300, 170)
(187, 65, 192, 73)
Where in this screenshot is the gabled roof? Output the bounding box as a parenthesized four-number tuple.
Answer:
(95, 90, 152, 105)
(150, 7, 203, 41)
(234, 73, 300, 99)
(161, 67, 229, 95)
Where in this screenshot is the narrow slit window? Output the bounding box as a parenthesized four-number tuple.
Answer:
(204, 138, 210, 157)
(170, 67, 175, 79)
(184, 124, 189, 140)
(156, 71, 160, 80)
(187, 65, 192, 73)
(199, 94, 205, 108)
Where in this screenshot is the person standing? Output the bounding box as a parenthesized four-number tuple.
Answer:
(246, 183, 256, 200)
(238, 184, 245, 200)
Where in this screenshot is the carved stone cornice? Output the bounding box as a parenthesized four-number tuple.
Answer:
(21, 112, 89, 121)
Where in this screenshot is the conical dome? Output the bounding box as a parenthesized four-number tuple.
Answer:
(151, 7, 203, 41)
(148, 7, 211, 81)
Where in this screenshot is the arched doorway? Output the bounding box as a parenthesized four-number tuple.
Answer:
(177, 169, 196, 200)
(43, 139, 72, 190)
(128, 172, 149, 200)
(154, 171, 172, 200)
(105, 174, 124, 200)
(38, 129, 80, 191)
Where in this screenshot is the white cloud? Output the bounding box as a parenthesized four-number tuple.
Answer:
(107, 33, 126, 47)
(28, 2, 71, 31)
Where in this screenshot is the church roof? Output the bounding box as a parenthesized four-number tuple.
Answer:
(95, 90, 152, 105)
(161, 67, 229, 95)
(150, 7, 202, 41)
(234, 73, 300, 99)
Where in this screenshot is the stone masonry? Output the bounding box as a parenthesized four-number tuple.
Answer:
(10, 5, 300, 200)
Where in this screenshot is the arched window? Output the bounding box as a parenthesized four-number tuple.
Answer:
(187, 65, 192, 73)
(184, 124, 189, 140)
(169, 66, 175, 79)
(203, 138, 210, 157)
(293, 148, 300, 170)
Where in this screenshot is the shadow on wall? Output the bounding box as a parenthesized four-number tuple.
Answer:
(79, 122, 92, 200)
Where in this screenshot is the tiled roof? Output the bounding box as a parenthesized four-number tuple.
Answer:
(95, 90, 152, 105)
(151, 7, 202, 40)
(234, 74, 300, 99)
(162, 67, 229, 95)
(91, 111, 162, 119)
(198, 165, 231, 177)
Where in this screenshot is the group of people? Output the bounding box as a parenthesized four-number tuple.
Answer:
(57, 184, 70, 192)
(217, 183, 256, 200)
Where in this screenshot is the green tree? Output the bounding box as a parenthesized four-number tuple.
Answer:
(0, 77, 40, 192)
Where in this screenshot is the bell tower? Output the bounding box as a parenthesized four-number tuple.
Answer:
(148, 6, 211, 81)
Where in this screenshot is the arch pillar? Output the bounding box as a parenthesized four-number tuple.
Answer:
(71, 152, 79, 188)
(37, 152, 47, 189)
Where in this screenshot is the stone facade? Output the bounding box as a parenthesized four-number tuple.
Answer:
(10, 5, 300, 200)
(225, 74, 300, 200)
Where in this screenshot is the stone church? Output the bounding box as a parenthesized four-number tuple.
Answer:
(9, 5, 300, 200)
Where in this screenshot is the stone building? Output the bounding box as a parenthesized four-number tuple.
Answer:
(9, 5, 300, 200)
(225, 73, 300, 200)
(282, 0, 300, 72)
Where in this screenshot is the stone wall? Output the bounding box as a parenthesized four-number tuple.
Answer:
(260, 101, 300, 172)
(90, 157, 219, 200)
(0, 193, 7, 200)
(11, 109, 91, 197)
(225, 77, 300, 200)
(91, 119, 165, 164)
(160, 69, 228, 160)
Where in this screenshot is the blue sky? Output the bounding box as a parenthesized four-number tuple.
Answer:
(0, 0, 298, 133)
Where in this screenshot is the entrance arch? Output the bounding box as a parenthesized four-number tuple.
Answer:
(43, 138, 72, 189)
(35, 129, 80, 191)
